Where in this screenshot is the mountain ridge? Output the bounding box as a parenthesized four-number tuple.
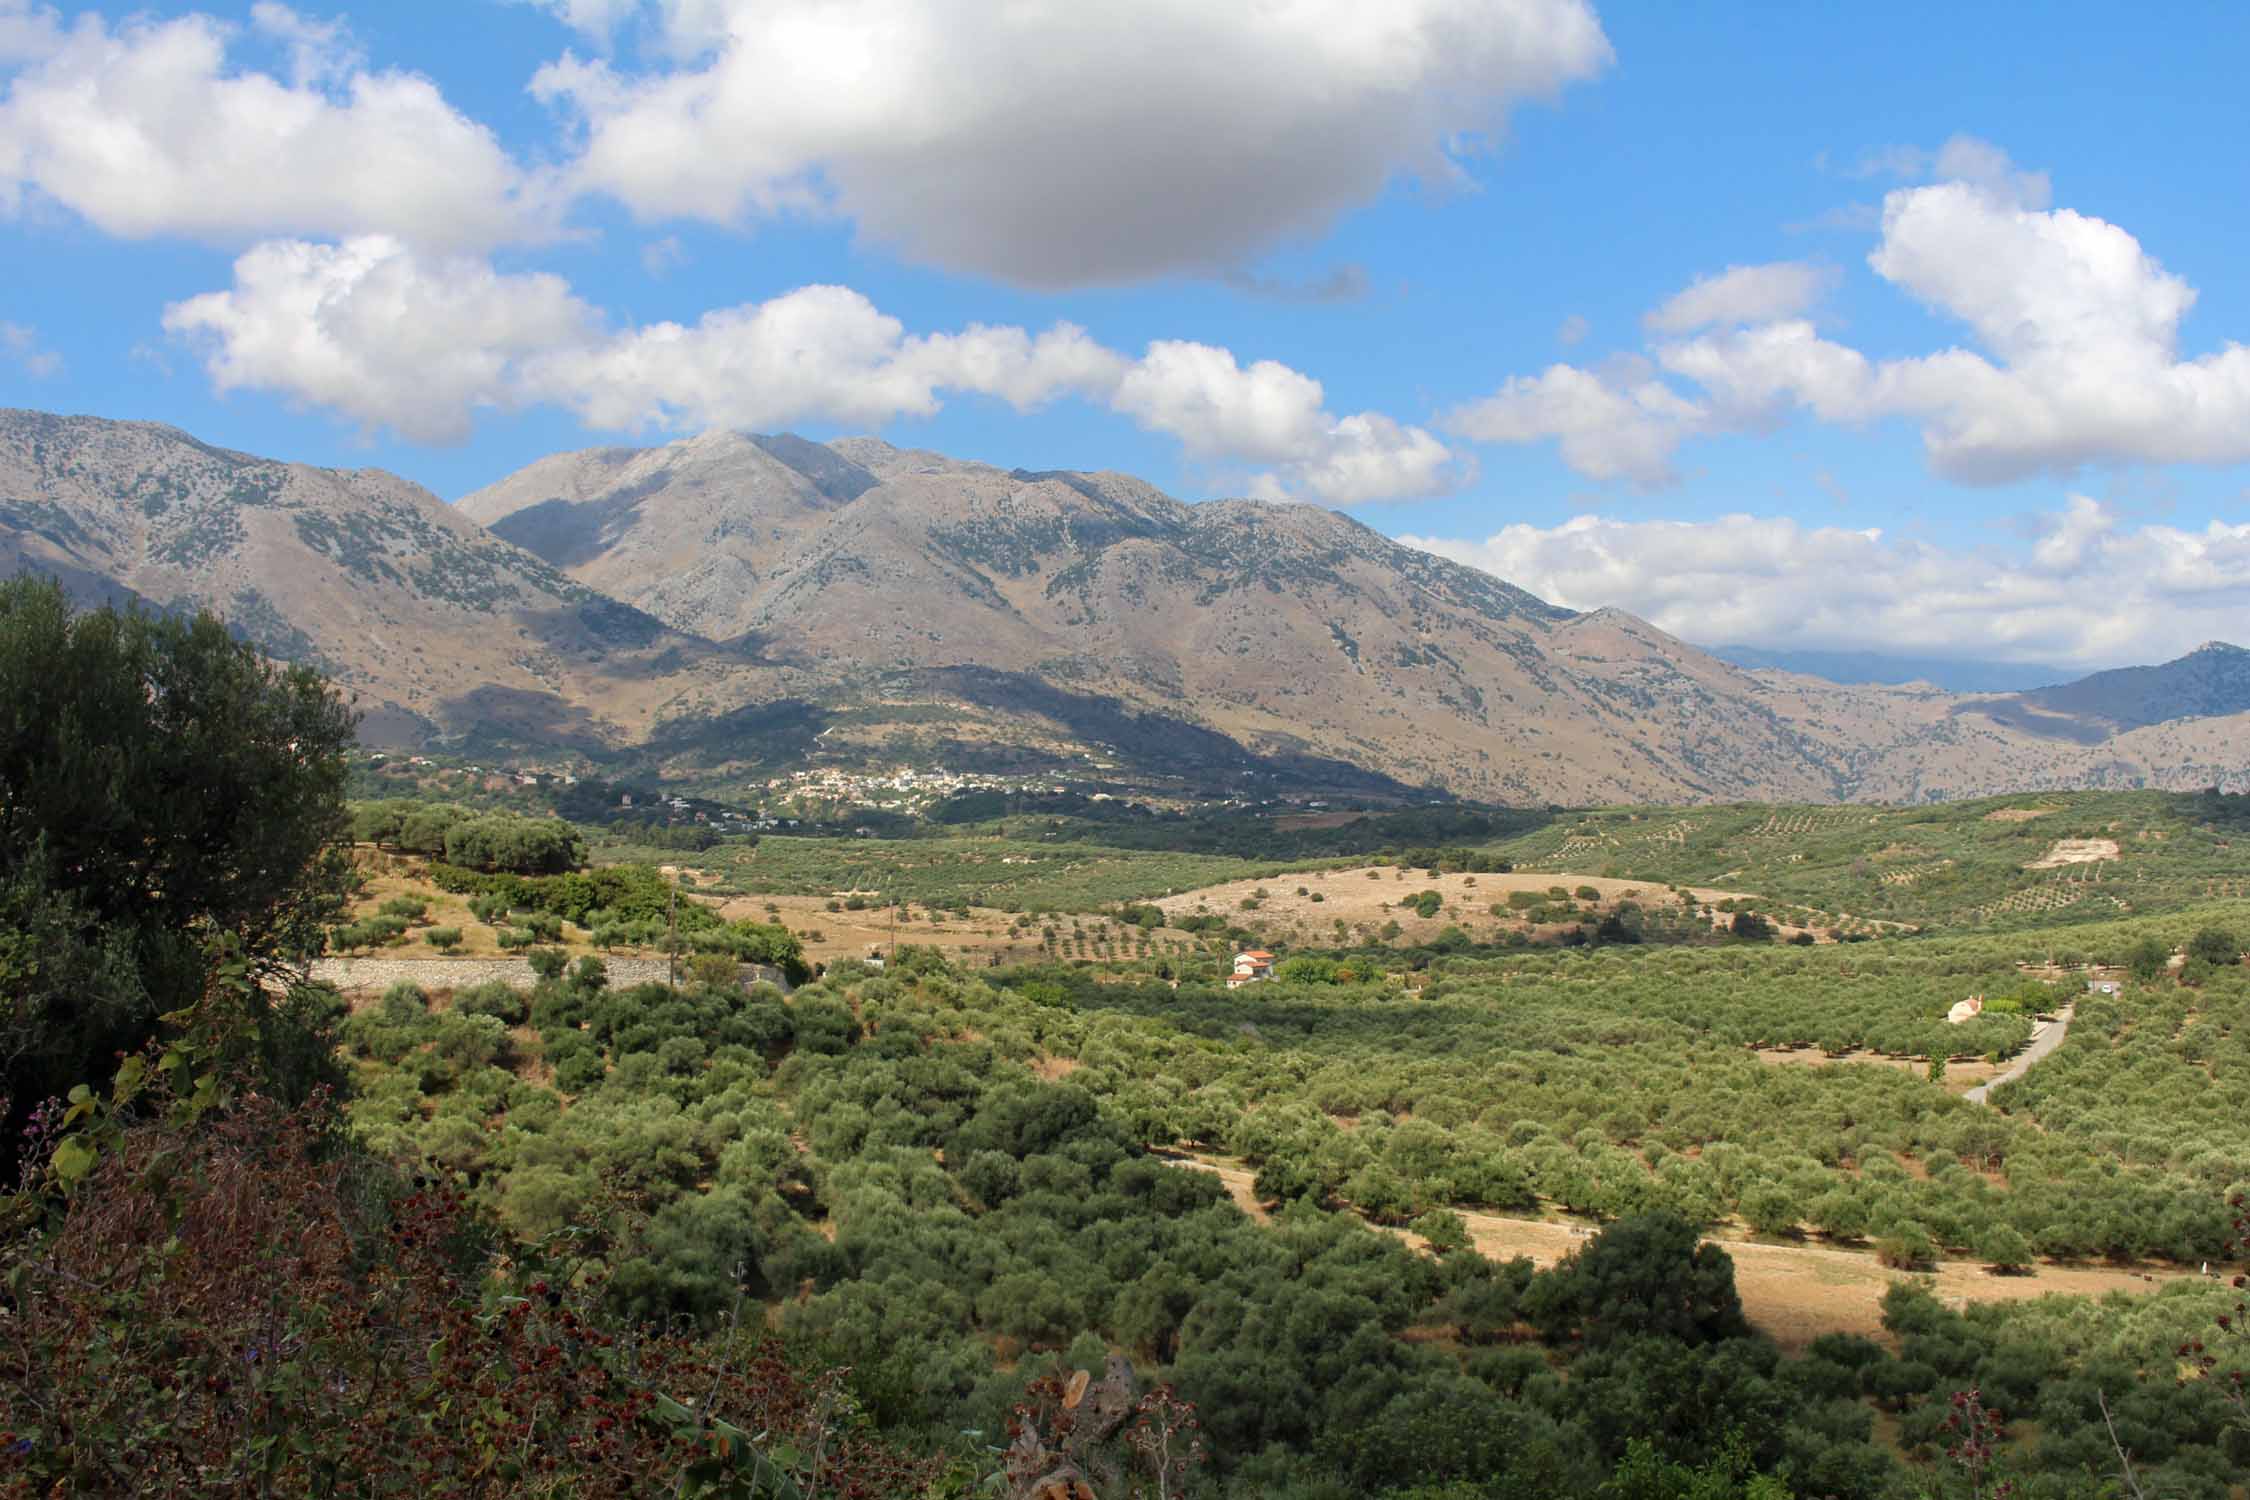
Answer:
(7, 409, 2249, 805)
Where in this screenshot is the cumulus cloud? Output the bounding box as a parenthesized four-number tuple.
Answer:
(1446, 359, 1703, 486)
(533, 0, 1611, 286)
(0, 319, 58, 377)
(1642, 261, 1835, 334)
(1403, 495, 2250, 670)
(0, 0, 61, 65)
(163, 238, 595, 442)
(0, 7, 548, 248)
(1451, 139, 2250, 486)
(165, 236, 1455, 502)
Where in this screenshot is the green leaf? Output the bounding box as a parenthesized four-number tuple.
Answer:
(52, 1137, 96, 1184)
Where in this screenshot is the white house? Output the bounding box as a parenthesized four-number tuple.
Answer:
(1227, 950, 1276, 990)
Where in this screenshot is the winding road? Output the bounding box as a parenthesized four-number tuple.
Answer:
(1962, 1003, 2074, 1105)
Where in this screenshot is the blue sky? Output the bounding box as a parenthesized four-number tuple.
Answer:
(3, 0, 2247, 669)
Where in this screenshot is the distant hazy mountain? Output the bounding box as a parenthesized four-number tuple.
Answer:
(8, 408, 2250, 805)
(2018, 641, 2250, 730)
(1708, 645, 2070, 694)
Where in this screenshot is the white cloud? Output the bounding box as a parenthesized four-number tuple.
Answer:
(517, 0, 646, 42)
(248, 2, 359, 87)
(0, 319, 58, 377)
(0, 0, 61, 65)
(533, 0, 1611, 286)
(0, 9, 548, 248)
(1642, 261, 1834, 334)
(1555, 313, 1589, 346)
(1446, 360, 1704, 486)
(164, 238, 595, 442)
(1929, 134, 2050, 210)
(1455, 139, 2250, 486)
(640, 234, 687, 276)
(165, 236, 1456, 502)
(1403, 496, 2250, 670)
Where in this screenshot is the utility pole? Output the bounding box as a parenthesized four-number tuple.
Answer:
(667, 869, 678, 991)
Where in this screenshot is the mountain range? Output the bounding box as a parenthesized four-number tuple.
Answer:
(5, 407, 2248, 806)
(1702, 645, 2072, 695)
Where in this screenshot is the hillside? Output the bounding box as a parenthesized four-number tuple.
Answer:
(0, 408, 745, 748)
(9, 409, 2250, 804)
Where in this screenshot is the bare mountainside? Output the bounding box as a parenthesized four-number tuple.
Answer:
(8, 410, 2248, 802)
(465, 433, 1867, 802)
(461, 429, 2250, 802)
(0, 409, 750, 748)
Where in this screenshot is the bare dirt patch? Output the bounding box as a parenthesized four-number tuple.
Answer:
(2027, 838, 2121, 869)
(1154, 866, 1752, 947)
(707, 893, 1196, 970)
(1984, 807, 2059, 823)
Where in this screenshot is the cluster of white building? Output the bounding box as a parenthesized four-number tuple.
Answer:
(766, 764, 1069, 812)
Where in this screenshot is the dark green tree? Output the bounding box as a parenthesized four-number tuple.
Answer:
(2185, 926, 2240, 966)
(1525, 1210, 1752, 1347)
(0, 579, 356, 1154)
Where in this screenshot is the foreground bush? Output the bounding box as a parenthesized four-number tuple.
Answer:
(1, 1082, 928, 1498)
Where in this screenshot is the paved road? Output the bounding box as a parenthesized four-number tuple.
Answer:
(1963, 1004, 2074, 1105)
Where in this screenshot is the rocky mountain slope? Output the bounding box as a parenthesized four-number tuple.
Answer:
(463, 433, 1872, 802)
(0, 409, 751, 748)
(9, 410, 2248, 804)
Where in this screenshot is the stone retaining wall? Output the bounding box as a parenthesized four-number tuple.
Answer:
(306, 957, 790, 993)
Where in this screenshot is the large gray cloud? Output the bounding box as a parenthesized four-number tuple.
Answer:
(533, 0, 1612, 286)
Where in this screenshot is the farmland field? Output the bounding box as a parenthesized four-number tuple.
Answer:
(314, 786, 2250, 1497)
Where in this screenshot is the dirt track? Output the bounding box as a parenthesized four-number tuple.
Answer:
(1963, 1005, 2074, 1105)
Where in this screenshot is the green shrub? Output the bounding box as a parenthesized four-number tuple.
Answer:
(455, 980, 528, 1026)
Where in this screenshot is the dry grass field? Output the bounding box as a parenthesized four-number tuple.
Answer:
(1154, 865, 1758, 945)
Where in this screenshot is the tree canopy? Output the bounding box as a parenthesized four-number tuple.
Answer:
(0, 578, 356, 1153)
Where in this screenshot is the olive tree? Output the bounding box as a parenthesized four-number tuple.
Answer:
(0, 579, 356, 1158)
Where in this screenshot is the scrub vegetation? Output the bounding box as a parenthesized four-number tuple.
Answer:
(5, 584, 2249, 1497)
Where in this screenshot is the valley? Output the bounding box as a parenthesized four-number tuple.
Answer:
(272, 777, 2250, 1498)
(8, 418, 2250, 1498)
